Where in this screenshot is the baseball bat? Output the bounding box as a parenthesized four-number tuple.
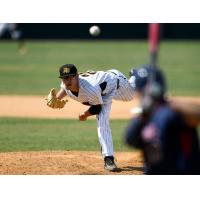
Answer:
(148, 23, 161, 66)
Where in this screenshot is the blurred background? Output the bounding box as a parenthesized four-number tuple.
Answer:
(0, 23, 200, 96)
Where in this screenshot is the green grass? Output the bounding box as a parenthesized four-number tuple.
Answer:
(0, 117, 199, 153)
(0, 40, 199, 96)
(0, 117, 131, 152)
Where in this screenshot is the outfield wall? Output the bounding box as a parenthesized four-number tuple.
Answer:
(2, 24, 200, 39)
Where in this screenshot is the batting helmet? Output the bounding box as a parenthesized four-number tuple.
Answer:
(130, 64, 166, 99)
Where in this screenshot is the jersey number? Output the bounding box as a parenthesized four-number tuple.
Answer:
(80, 70, 97, 77)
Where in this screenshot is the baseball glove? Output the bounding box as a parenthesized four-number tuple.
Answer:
(46, 88, 68, 109)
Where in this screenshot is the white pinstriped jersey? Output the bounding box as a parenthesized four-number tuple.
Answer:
(60, 69, 135, 157)
(60, 69, 135, 105)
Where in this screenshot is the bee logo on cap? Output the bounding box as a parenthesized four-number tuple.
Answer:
(63, 67, 70, 74)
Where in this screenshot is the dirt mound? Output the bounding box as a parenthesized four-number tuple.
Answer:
(0, 151, 143, 175)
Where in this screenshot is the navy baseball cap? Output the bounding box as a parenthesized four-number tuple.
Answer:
(59, 64, 77, 78)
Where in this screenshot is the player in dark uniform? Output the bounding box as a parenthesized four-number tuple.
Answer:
(125, 64, 200, 175)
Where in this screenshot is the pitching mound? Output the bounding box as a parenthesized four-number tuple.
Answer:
(0, 151, 143, 175)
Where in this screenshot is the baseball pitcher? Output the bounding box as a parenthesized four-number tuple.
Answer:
(46, 64, 136, 171)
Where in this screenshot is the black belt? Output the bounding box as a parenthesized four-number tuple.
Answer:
(117, 79, 120, 89)
(109, 71, 122, 89)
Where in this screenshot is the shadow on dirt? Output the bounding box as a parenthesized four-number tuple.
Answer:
(114, 166, 144, 174)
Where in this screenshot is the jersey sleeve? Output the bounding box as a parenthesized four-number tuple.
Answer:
(60, 81, 71, 96)
(60, 81, 65, 89)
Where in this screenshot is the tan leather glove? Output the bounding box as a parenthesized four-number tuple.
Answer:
(46, 88, 68, 109)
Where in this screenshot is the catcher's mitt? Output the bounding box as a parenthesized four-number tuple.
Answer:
(46, 88, 68, 109)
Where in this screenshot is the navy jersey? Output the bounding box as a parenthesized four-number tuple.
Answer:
(125, 104, 200, 175)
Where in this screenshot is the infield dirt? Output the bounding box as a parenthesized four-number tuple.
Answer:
(0, 151, 143, 175)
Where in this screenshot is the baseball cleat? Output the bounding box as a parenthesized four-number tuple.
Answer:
(104, 156, 117, 172)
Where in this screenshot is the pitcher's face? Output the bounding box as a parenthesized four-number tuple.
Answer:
(61, 74, 79, 91)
